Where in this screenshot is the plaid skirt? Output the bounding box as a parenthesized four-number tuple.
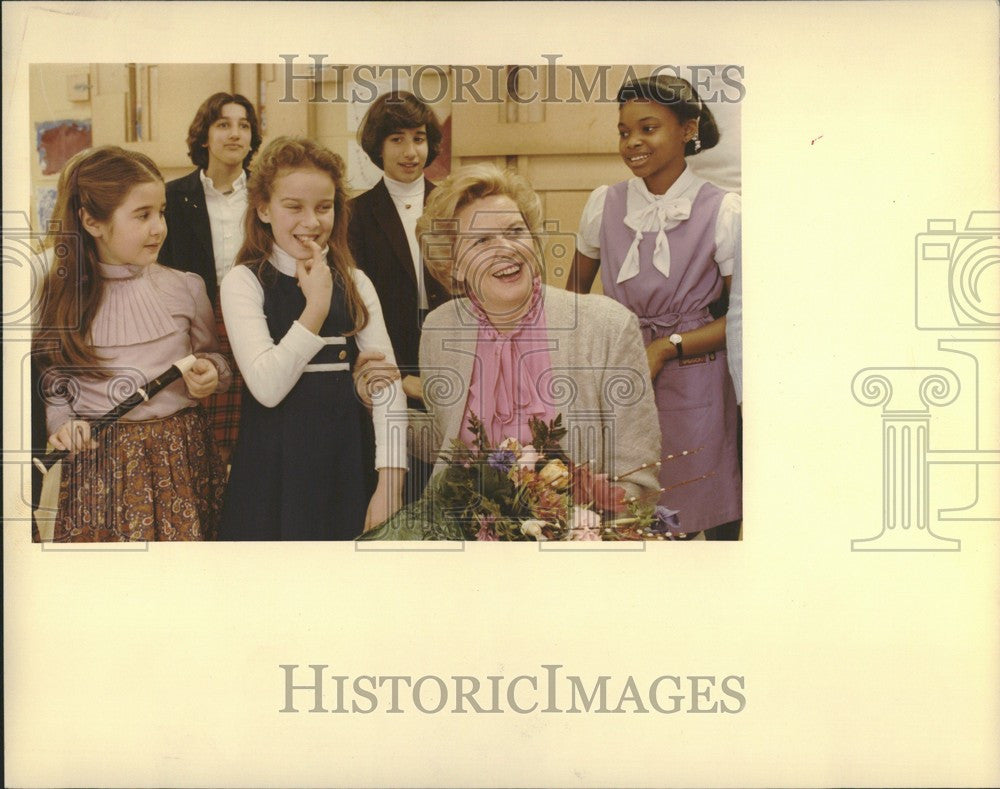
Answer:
(52, 407, 226, 542)
(206, 299, 243, 452)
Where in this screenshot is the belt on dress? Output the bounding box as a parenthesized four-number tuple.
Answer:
(304, 336, 353, 372)
(638, 307, 711, 336)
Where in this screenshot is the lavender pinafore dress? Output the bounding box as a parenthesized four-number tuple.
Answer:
(598, 180, 741, 533)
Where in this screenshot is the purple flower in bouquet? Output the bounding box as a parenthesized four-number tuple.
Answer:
(473, 515, 500, 541)
(650, 505, 682, 535)
(476, 522, 499, 541)
(487, 448, 516, 473)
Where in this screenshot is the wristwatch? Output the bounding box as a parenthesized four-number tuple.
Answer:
(669, 333, 684, 359)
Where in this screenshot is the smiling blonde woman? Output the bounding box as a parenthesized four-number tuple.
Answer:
(362, 164, 662, 540)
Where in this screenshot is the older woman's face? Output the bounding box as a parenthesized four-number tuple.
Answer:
(454, 194, 537, 323)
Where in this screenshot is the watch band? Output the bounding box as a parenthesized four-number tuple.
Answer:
(669, 333, 684, 359)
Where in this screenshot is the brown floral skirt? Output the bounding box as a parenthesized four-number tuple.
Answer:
(52, 407, 226, 542)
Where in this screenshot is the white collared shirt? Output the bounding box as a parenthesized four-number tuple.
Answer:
(219, 244, 406, 470)
(200, 169, 249, 284)
(383, 174, 428, 310)
(576, 167, 741, 276)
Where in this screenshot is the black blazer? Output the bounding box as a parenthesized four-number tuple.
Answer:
(160, 168, 245, 300)
(347, 177, 450, 374)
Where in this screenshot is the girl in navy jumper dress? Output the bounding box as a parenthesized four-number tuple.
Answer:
(569, 75, 742, 540)
(219, 137, 406, 540)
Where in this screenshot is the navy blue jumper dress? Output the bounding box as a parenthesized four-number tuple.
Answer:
(219, 269, 367, 540)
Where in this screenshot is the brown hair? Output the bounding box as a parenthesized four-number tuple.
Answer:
(185, 92, 262, 170)
(235, 136, 369, 334)
(416, 163, 542, 294)
(35, 145, 164, 377)
(358, 91, 443, 170)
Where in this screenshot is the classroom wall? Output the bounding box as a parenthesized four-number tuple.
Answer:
(28, 63, 741, 290)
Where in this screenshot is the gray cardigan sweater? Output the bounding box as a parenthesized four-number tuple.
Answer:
(412, 285, 662, 503)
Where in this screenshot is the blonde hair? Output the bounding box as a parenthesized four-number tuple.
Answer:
(416, 164, 542, 293)
(235, 136, 368, 334)
(35, 145, 164, 377)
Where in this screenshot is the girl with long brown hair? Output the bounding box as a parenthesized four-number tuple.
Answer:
(35, 145, 230, 541)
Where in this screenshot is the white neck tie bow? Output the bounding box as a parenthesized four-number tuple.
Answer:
(616, 196, 692, 284)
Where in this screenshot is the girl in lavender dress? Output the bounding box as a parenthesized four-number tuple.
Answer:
(35, 146, 230, 541)
(569, 74, 742, 540)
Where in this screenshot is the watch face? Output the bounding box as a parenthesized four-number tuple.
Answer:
(670, 334, 683, 344)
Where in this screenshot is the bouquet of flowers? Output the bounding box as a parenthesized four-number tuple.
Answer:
(427, 413, 683, 541)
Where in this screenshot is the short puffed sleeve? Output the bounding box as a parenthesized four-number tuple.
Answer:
(714, 192, 741, 277)
(576, 184, 611, 259)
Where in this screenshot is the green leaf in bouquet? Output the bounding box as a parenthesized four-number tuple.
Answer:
(465, 411, 490, 452)
(491, 518, 529, 541)
(528, 414, 568, 456)
(357, 476, 467, 541)
(479, 465, 515, 505)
